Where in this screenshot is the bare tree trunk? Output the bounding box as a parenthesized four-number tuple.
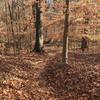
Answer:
(62, 0, 69, 64)
(8, 1, 16, 56)
(4, 0, 10, 54)
(33, 0, 44, 53)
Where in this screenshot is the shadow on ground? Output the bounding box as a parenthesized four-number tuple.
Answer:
(0, 51, 99, 100)
(0, 54, 50, 100)
(39, 53, 100, 100)
(69, 52, 100, 65)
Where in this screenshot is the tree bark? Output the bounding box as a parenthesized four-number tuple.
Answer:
(8, 2, 16, 56)
(33, 0, 44, 53)
(62, 0, 69, 64)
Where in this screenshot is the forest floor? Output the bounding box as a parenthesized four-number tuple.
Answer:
(0, 45, 100, 100)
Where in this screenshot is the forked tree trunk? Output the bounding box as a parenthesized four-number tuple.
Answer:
(62, 0, 69, 64)
(33, 0, 44, 53)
